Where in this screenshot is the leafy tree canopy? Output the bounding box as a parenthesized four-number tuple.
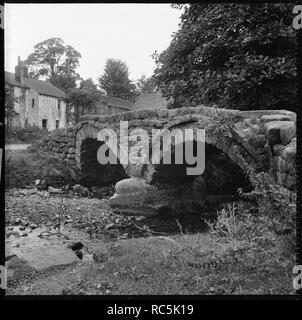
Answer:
(67, 78, 102, 123)
(153, 4, 297, 111)
(98, 58, 138, 102)
(79, 78, 99, 93)
(25, 37, 82, 93)
(67, 88, 100, 124)
(136, 74, 157, 93)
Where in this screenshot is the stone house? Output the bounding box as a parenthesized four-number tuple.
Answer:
(68, 94, 134, 125)
(92, 95, 134, 115)
(5, 57, 66, 131)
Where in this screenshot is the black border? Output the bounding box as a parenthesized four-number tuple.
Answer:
(0, 1, 302, 303)
(0, 0, 5, 300)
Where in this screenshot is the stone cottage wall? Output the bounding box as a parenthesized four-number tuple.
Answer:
(38, 95, 66, 131)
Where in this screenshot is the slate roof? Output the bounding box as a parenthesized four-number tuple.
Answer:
(98, 95, 134, 110)
(5, 71, 66, 99)
(23, 78, 66, 99)
(133, 92, 168, 110)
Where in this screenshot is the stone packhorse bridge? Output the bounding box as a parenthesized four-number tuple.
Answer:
(38, 106, 296, 216)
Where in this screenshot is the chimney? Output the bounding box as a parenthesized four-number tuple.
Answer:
(15, 56, 28, 84)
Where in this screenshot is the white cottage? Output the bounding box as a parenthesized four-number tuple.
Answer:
(5, 57, 66, 131)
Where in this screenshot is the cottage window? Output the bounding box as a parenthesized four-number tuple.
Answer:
(56, 120, 59, 129)
(32, 98, 35, 107)
(58, 100, 61, 111)
(42, 119, 47, 129)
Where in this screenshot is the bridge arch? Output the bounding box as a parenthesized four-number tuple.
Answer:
(140, 122, 254, 197)
(75, 124, 127, 186)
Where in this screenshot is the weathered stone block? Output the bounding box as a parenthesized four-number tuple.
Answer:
(232, 122, 257, 142)
(282, 145, 296, 163)
(246, 134, 266, 149)
(115, 178, 155, 194)
(277, 158, 288, 173)
(260, 114, 291, 123)
(69, 139, 76, 147)
(280, 124, 296, 145)
(263, 121, 294, 145)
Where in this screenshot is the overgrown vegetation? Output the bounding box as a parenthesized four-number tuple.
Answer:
(153, 4, 297, 111)
(5, 150, 78, 188)
(5, 126, 49, 144)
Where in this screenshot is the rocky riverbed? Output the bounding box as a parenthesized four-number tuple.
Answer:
(5, 186, 220, 286)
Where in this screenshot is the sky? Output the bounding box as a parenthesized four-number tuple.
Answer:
(5, 3, 182, 84)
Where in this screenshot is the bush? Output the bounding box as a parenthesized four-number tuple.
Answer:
(5, 150, 79, 189)
(43, 157, 79, 187)
(206, 148, 296, 257)
(6, 126, 49, 144)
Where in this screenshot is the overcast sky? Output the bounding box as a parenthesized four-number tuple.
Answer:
(5, 3, 182, 83)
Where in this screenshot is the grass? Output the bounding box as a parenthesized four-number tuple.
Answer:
(6, 231, 294, 295)
(5, 150, 50, 188)
(5, 150, 77, 188)
(5, 126, 48, 144)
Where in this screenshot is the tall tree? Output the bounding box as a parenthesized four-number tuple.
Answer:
(136, 74, 157, 93)
(67, 78, 101, 123)
(153, 4, 297, 111)
(79, 78, 99, 93)
(98, 59, 138, 102)
(25, 38, 82, 92)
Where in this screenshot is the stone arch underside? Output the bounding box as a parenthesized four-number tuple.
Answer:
(75, 125, 127, 186)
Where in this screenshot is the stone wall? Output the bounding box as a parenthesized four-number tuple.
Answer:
(32, 106, 296, 191)
(232, 112, 296, 190)
(34, 127, 77, 165)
